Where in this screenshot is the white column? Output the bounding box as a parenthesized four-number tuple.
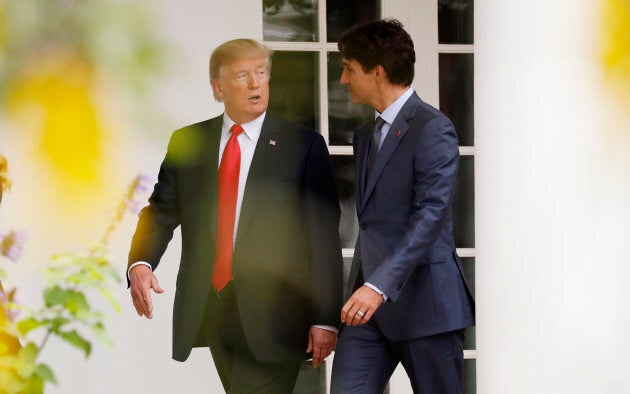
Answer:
(476, 1, 630, 393)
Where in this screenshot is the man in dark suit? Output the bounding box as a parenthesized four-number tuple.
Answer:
(127, 39, 343, 393)
(330, 20, 475, 393)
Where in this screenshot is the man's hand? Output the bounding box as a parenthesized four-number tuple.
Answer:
(129, 265, 164, 319)
(341, 285, 384, 326)
(306, 327, 337, 368)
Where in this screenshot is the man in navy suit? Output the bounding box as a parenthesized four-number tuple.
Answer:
(330, 20, 475, 393)
(127, 39, 343, 393)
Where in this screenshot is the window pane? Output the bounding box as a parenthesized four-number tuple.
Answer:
(263, 0, 318, 42)
(439, 53, 474, 146)
(268, 51, 319, 130)
(326, 0, 380, 42)
(461, 257, 476, 350)
(328, 52, 373, 145)
(342, 256, 353, 289)
(332, 155, 358, 249)
(453, 156, 474, 248)
(464, 359, 476, 394)
(294, 360, 326, 393)
(438, 0, 474, 44)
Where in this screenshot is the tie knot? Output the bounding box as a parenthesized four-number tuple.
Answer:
(230, 123, 244, 137)
(374, 117, 386, 132)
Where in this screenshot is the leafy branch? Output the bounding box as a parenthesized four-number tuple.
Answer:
(0, 174, 152, 394)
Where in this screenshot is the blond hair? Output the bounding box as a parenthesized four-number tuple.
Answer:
(209, 38, 273, 82)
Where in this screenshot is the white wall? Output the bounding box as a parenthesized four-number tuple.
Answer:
(476, 0, 630, 393)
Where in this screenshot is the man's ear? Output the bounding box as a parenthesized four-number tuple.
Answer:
(211, 79, 223, 101)
(373, 65, 387, 82)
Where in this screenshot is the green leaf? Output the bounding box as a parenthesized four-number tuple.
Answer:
(91, 322, 113, 347)
(43, 287, 91, 318)
(14, 343, 38, 379)
(41, 316, 71, 333)
(97, 287, 121, 312)
(21, 373, 45, 394)
(17, 318, 43, 335)
(34, 363, 56, 384)
(58, 330, 92, 358)
(0, 365, 28, 393)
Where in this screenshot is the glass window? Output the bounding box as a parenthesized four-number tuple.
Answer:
(453, 156, 474, 248)
(263, 0, 318, 42)
(438, 0, 474, 44)
(268, 51, 319, 130)
(332, 155, 358, 249)
(326, 0, 380, 42)
(439, 53, 474, 146)
(328, 52, 373, 146)
(464, 359, 476, 394)
(462, 257, 476, 350)
(294, 360, 326, 393)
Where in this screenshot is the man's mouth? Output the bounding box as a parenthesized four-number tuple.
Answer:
(249, 95, 261, 102)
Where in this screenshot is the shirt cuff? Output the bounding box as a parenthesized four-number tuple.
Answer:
(127, 261, 153, 281)
(365, 282, 389, 302)
(312, 325, 338, 333)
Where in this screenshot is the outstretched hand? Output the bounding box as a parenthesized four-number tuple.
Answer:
(129, 265, 164, 319)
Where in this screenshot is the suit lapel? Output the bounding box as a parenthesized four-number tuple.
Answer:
(360, 93, 421, 213)
(355, 123, 372, 211)
(234, 114, 279, 242)
(200, 117, 222, 237)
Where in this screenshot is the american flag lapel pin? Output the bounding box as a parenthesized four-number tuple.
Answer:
(269, 139, 276, 146)
(396, 131, 401, 137)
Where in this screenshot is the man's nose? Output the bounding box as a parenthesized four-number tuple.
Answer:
(248, 73, 260, 88)
(340, 70, 349, 84)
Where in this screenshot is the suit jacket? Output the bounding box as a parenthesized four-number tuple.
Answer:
(347, 92, 475, 341)
(128, 113, 343, 362)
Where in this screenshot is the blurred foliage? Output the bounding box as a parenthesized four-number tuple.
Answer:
(0, 0, 163, 103)
(0, 174, 152, 394)
(0, 0, 165, 194)
(0, 155, 10, 193)
(602, 0, 630, 98)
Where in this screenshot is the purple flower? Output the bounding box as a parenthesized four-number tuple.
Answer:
(125, 198, 142, 216)
(0, 230, 28, 262)
(134, 173, 154, 194)
(124, 173, 153, 215)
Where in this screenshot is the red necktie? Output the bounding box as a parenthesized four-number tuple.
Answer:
(213, 123, 244, 292)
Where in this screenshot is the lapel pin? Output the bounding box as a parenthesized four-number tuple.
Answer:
(396, 131, 401, 137)
(269, 139, 276, 146)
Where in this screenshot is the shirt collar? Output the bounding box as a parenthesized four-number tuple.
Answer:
(222, 112, 266, 143)
(375, 87, 414, 125)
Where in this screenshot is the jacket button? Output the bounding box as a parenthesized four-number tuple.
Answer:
(360, 223, 367, 230)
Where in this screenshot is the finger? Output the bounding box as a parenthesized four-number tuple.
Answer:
(152, 276, 164, 294)
(141, 285, 152, 312)
(131, 288, 148, 317)
(342, 301, 360, 325)
(340, 302, 352, 323)
(306, 335, 313, 354)
(132, 297, 143, 316)
(312, 350, 322, 368)
(350, 307, 368, 326)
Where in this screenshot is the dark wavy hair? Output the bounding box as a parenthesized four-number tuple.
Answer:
(337, 19, 415, 86)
